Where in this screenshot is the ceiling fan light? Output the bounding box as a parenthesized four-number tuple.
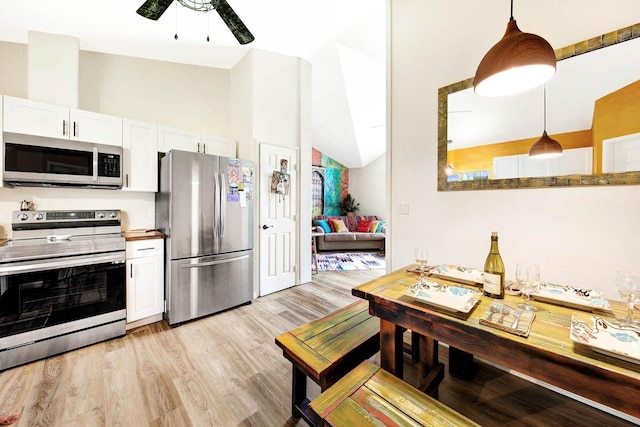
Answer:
(529, 131, 563, 158)
(474, 19, 557, 97)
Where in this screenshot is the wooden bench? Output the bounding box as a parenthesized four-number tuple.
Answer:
(309, 359, 481, 427)
(275, 300, 380, 424)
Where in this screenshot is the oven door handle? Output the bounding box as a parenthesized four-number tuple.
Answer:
(0, 252, 125, 276)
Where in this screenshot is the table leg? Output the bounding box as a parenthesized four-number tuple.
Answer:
(379, 319, 404, 377)
(417, 334, 444, 398)
(449, 346, 476, 380)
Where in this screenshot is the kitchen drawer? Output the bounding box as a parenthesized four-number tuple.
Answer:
(126, 239, 163, 258)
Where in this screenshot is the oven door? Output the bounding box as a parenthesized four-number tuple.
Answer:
(0, 252, 126, 349)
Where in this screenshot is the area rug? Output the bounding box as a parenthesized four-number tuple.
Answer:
(313, 252, 386, 272)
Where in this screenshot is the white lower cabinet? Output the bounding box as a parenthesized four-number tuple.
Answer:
(126, 239, 164, 326)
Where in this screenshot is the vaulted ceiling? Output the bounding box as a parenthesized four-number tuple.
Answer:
(0, 1, 386, 168)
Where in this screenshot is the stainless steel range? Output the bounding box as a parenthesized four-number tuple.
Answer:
(0, 210, 126, 371)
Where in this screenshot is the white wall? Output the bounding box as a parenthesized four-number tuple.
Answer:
(28, 31, 78, 108)
(388, 0, 640, 301)
(0, 45, 236, 235)
(349, 153, 386, 218)
(79, 51, 231, 137)
(233, 49, 313, 286)
(0, 187, 154, 238)
(0, 41, 27, 98)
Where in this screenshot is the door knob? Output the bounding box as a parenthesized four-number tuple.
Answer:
(262, 224, 273, 230)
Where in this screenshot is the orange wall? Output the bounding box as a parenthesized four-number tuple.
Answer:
(450, 78, 640, 176)
(592, 79, 640, 173)
(449, 130, 592, 176)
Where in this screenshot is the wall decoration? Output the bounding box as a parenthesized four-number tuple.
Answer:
(227, 158, 240, 202)
(271, 159, 290, 202)
(312, 148, 349, 216)
(242, 166, 254, 200)
(312, 167, 326, 217)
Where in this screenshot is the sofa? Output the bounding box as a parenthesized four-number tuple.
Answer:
(313, 215, 385, 252)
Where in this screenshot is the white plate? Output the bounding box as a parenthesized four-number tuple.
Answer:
(406, 281, 481, 313)
(430, 264, 484, 286)
(570, 314, 640, 364)
(531, 282, 612, 312)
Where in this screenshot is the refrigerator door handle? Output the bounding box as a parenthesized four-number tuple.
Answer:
(213, 172, 220, 239)
(219, 173, 226, 238)
(179, 254, 249, 269)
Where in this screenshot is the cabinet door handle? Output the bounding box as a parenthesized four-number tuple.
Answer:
(126, 174, 129, 188)
(197, 142, 201, 153)
(73, 121, 77, 137)
(62, 120, 66, 136)
(203, 143, 206, 154)
(137, 247, 155, 251)
(130, 263, 133, 278)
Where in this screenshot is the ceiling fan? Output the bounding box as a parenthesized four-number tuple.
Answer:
(136, 0, 255, 45)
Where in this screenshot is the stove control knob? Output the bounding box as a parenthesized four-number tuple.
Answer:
(17, 213, 28, 221)
(33, 213, 44, 220)
(97, 211, 106, 219)
(108, 211, 118, 219)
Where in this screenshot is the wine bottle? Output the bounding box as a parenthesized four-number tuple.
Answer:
(483, 231, 505, 299)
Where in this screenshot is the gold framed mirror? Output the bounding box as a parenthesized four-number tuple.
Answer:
(438, 23, 640, 191)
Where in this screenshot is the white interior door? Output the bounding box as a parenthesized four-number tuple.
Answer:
(259, 143, 297, 296)
(603, 132, 640, 172)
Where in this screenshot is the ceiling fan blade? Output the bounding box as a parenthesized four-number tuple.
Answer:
(137, 0, 175, 20)
(212, 0, 255, 45)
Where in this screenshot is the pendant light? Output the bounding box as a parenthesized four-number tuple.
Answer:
(529, 86, 562, 158)
(474, 0, 556, 97)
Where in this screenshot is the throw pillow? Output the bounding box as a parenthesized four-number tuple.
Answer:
(369, 220, 381, 233)
(376, 221, 386, 233)
(331, 219, 349, 233)
(316, 219, 331, 233)
(356, 219, 373, 233)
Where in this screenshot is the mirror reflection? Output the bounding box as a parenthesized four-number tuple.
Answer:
(438, 24, 640, 191)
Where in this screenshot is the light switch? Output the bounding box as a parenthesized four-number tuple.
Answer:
(397, 202, 409, 214)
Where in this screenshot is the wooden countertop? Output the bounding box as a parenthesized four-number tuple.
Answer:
(122, 230, 165, 241)
(0, 238, 8, 245)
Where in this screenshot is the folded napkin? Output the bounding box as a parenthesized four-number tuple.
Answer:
(479, 302, 535, 337)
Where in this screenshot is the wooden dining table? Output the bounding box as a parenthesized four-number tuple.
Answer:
(352, 266, 640, 420)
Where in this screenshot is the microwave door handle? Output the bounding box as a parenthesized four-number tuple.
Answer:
(92, 147, 98, 181)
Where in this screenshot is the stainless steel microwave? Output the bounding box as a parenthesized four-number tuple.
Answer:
(2, 132, 122, 189)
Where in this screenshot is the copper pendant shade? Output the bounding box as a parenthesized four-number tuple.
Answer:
(529, 86, 562, 158)
(529, 131, 562, 158)
(474, 13, 557, 97)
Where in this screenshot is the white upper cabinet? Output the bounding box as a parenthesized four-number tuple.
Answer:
(201, 133, 237, 158)
(3, 96, 122, 146)
(493, 147, 593, 179)
(157, 125, 200, 153)
(122, 119, 158, 192)
(69, 108, 122, 146)
(158, 125, 237, 157)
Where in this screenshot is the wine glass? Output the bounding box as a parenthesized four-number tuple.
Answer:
(516, 263, 540, 311)
(615, 271, 640, 325)
(414, 247, 429, 288)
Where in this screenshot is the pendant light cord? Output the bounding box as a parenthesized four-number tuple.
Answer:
(543, 86, 547, 131)
(509, 0, 514, 21)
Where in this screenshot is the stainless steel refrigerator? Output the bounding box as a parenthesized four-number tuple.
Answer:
(155, 150, 254, 326)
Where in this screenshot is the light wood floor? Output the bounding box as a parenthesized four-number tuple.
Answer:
(0, 270, 635, 426)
